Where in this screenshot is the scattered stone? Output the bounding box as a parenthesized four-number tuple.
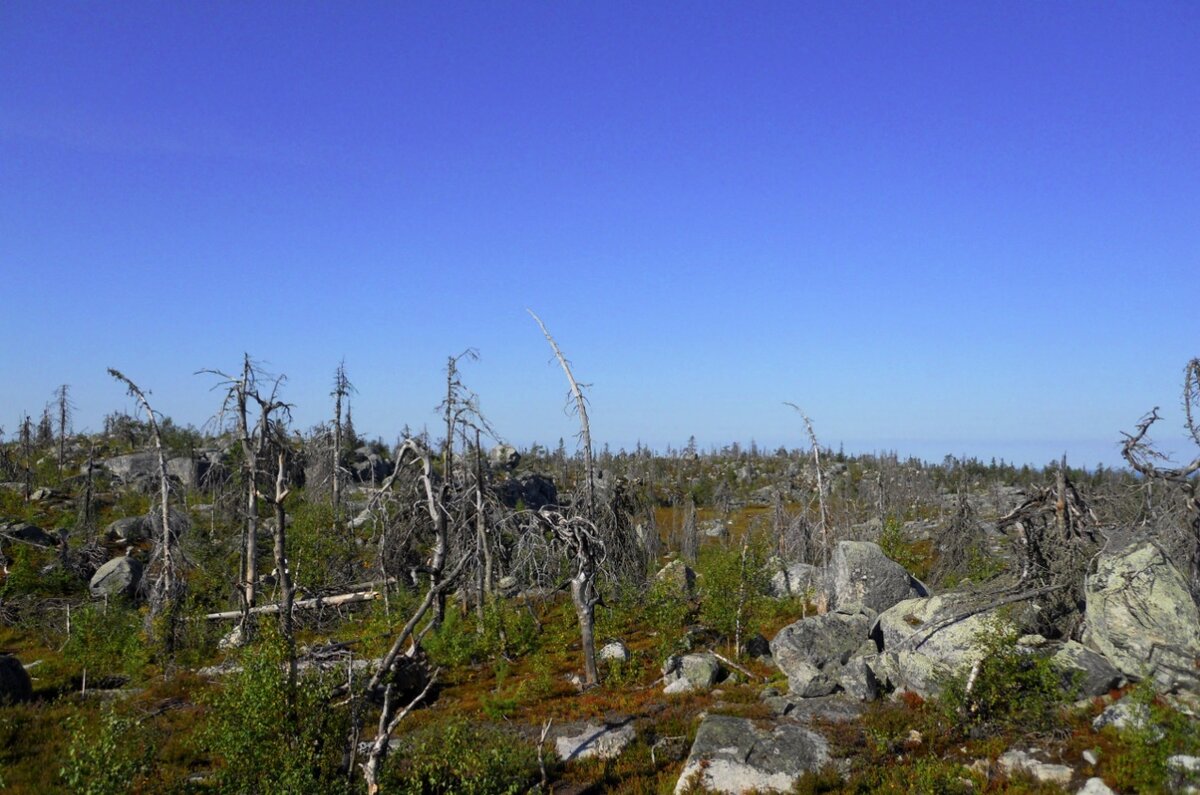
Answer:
(1082, 749, 1099, 766)
(1076, 777, 1116, 795)
(1082, 542, 1200, 689)
(555, 720, 636, 761)
(218, 624, 245, 650)
(997, 749, 1073, 786)
(836, 656, 881, 701)
(831, 540, 928, 614)
(89, 555, 143, 599)
(599, 641, 629, 663)
(496, 575, 521, 597)
(0, 654, 33, 704)
(674, 715, 830, 794)
(29, 487, 56, 501)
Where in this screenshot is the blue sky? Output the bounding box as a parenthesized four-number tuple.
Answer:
(2, 3, 1197, 468)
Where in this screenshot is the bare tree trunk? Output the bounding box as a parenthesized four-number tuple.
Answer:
(529, 310, 595, 518)
(788, 405, 830, 567)
(269, 450, 297, 695)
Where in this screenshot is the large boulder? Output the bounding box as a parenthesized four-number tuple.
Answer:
(662, 652, 721, 694)
(100, 451, 159, 481)
(870, 594, 997, 696)
(89, 556, 143, 599)
(831, 540, 928, 614)
(0, 654, 33, 704)
(1082, 542, 1200, 690)
(770, 611, 872, 697)
(497, 473, 558, 511)
(674, 715, 830, 794)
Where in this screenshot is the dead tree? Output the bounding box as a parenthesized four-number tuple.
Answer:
(1121, 358, 1200, 595)
(201, 356, 287, 634)
(787, 404, 831, 567)
(680, 495, 699, 564)
(18, 414, 32, 501)
(529, 310, 595, 517)
(331, 360, 355, 526)
(997, 455, 1099, 636)
(107, 369, 185, 643)
(54, 384, 72, 480)
(537, 507, 604, 687)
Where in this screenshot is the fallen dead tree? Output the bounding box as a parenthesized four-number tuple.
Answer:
(203, 589, 380, 620)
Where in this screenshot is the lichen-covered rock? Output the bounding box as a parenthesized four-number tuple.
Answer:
(662, 652, 721, 693)
(1082, 542, 1200, 689)
(555, 720, 636, 761)
(599, 641, 629, 663)
(770, 611, 871, 697)
(654, 560, 696, 595)
(767, 560, 830, 600)
(870, 594, 997, 696)
(674, 715, 830, 794)
(832, 540, 928, 614)
(1052, 640, 1125, 698)
(997, 749, 1074, 786)
(89, 555, 143, 599)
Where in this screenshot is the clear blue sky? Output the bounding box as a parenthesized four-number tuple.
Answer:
(2, 3, 1197, 468)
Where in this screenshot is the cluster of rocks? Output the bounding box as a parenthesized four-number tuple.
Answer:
(649, 537, 1200, 793)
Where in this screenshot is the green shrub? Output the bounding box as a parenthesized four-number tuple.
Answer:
(879, 517, 935, 581)
(1, 546, 78, 598)
(62, 603, 149, 685)
(937, 618, 1067, 736)
(641, 580, 691, 659)
(696, 531, 772, 655)
(197, 626, 348, 794)
(1103, 682, 1200, 792)
(423, 608, 487, 668)
(386, 716, 538, 794)
(60, 707, 152, 795)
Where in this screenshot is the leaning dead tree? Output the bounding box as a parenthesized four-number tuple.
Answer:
(107, 368, 186, 645)
(1121, 358, 1200, 596)
(529, 309, 595, 518)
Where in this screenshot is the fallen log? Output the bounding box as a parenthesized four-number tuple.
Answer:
(204, 589, 380, 620)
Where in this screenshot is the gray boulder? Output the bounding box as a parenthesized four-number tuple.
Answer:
(768, 560, 830, 600)
(997, 749, 1074, 786)
(870, 594, 998, 696)
(654, 560, 696, 595)
(662, 652, 721, 693)
(555, 720, 636, 761)
(832, 540, 927, 614)
(101, 452, 159, 481)
(89, 556, 143, 599)
(1082, 542, 1200, 689)
(674, 715, 830, 794)
(488, 444, 521, 472)
(105, 516, 149, 544)
(770, 612, 871, 697)
(1052, 640, 1125, 698)
(599, 641, 630, 663)
(0, 654, 32, 704)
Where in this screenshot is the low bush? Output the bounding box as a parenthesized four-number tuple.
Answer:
(385, 715, 538, 795)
